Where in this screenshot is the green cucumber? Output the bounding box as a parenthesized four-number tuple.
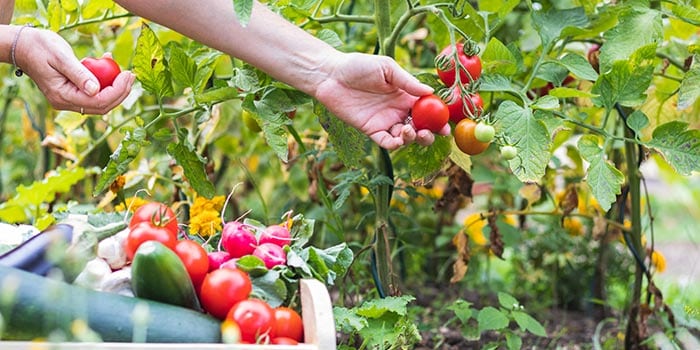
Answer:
(130, 241, 201, 311)
(0, 265, 221, 342)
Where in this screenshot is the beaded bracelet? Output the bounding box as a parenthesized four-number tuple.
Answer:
(11, 23, 34, 77)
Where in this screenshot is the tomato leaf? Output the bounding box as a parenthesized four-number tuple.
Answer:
(598, 7, 662, 73)
(578, 135, 624, 212)
(94, 128, 149, 196)
(166, 43, 197, 92)
(592, 45, 656, 110)
(671, 3, 700, 26)
(626, 110, 650, 138)
(560, 53, 598, 81)
(316, 103, 367, 169)
(395, 136, 450, 180)
(133, 23, 173, 100)
(531, 7, 588, 48)
(494, 101, 551, 182)
(645, 121, 700, 176)
(481, 37, 518, 76)
(232, 0, 253, 27)
(678, 55, 700, 110)
(479, 74, 520, 96)
(477, 307, 509, 333)
(166, 129, 216, 199)
(512, 310, 547, 337)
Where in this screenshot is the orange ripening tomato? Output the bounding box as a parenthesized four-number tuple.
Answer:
(454, 118, 490, 155)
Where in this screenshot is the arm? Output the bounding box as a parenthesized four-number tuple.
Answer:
(115, 0, 448, 149)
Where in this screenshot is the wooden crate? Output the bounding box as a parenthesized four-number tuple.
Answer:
(1, 279, 336, 350)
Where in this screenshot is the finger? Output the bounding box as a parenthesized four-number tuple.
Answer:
(369, 131, 404, 151)
(399, 124, 417, 144)
(54, 50, 101, 96)
(415, 130, 435, 146)
(385, 60, 434, 97)
(436, 123, 451, 136)
(64, 71, 135, 114)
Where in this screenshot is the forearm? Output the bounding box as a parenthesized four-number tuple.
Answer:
(114, 0, 340, 98)
(0, 0, 13, 24)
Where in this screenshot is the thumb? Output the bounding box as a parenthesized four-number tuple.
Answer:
(62, 59, 100, 96)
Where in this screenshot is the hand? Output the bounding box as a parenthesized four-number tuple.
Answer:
(14, 27, 134, 115)
(313, 53, 450, 150)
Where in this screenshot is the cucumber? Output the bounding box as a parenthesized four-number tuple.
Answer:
(0, 265, 221, 343)
(130, 241, 201, 311)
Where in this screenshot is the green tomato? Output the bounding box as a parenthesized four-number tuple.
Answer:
(501, 145, 518, 160)
(474, 123, 495, 143)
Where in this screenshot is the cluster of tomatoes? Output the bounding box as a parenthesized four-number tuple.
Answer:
(125, 202, 303, 345)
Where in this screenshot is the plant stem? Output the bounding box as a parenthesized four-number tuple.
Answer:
(374, 0, 392, 56)
(58, 13, 134, 32)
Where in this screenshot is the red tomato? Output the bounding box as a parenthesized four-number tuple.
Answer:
(199, 268, 252, 320)
(445, 88, 484, 124)
(81, 57, 121, 90)
(271, 337, 299, 345)
(129, 202, 179, 238)
(436, 43, 482, 87)
(174, 240, 210, 286)
(227, 299, 275, 344)
(125, 222, 178, 261)
(271, 307, 304, 342)
(454, 118, 490, 156)
(411, 95, 449, 132)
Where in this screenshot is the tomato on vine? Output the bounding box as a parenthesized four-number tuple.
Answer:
(445, 88, 484, 123)
(501, 145, 518, 160)
(436, 43, 482, 87)
(129, 201, 179, 238)
(411, 94, 449, 132)
(454, 118, 490, 155)
(474, 122, 495, 143)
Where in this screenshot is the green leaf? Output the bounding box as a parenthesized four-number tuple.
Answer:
(626, 110, 649, 138)
(598, 7, 662, 73)
(250, 270, 287, 308)
(560, 53, 599, 81)
(532, 95, 560, 111)
(448, 138, 472, 173)
(396, 136, 450, 180)
(548, 87, 597, 99)
(133, 23, 173, 99)
(316, 103, 367, 169)
(47, 0, 62, 31)
(531, 7, 588, 48)
(494, 101, 551, 182)
(672, 4, 700, 26)
(167, 129, 216, 198)
(232, 0, 253, 27)
(236, 255, 269, 277)
(645, 121, 700, 176)
(479, 74, 520, 95)
(167, 43, 197, 91)
(333, 307, 368, 332)
(512, 311, 547, 337)
(506, 333, 523, 350)
(194, 86, 239, 104)
(678, 55, 700, 110)
(61, 0, 79, 12)
(356, 295, 415, 319)
(592, 45, 656, 109)
(54, 111, 88, 133)
(81, 0, 113, 19)
(578, 135, 624, 212)
(497, 292, 520, 310)
(447, 299, 474, 324)
(481, 37, 518, 76)
(317, 29, 343, 48)
(94, 128, 149, 196)
(477, 307, 509, 333)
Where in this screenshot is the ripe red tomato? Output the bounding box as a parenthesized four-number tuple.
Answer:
(227, 299, 275, 344)
(445, 88, 484, 123)
(125, 222, 178, 261)
(454, 118, 490, 156)
(271, 337, 299, 345)
(271, 307, 304, 342)
(81, 57, 121, 90)
(174, 240, 210, 286)
(411, 95, 449, 132)
(129, 202, 179, 238)
(199, 268, 252, 320)
(436, 43, 482, 87)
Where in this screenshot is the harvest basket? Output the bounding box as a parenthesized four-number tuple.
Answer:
(1, 279, 336, 350)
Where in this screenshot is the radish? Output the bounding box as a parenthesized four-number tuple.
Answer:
(221, 221, 257, 258)
(253, 243, 287, 269)
(207, 251, 232, 271)
(258, 224, 292, 247)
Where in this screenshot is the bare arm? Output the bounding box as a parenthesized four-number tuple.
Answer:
(115, 0, 446, 149)
(0, 0, 13, 24)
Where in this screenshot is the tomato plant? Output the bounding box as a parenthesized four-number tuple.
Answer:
(174, 240, 210, 286)
(199, 268, 252, 320)
(271, 306, 303, 341)
(436, 43, 482, 87)
(129, 202, 179, 237)
(125, 222, 178, 261)
(500, 145, 518, 160)
(226, 299, 275, 344)
(454, 118, 490, 156)
(474, 122, 495, 143)
(81, 56, 121, 90)
(445, 88, 483, 124)
(411, 94, 449, 132)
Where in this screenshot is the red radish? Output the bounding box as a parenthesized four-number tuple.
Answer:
(253, 243, 287, 269)
(207, 251, 231, 271)
(221, 221, 257, 258)
(258, 224, 292, 247)
(219, 258, 240, 270)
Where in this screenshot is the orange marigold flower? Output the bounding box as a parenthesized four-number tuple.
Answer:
(115, 196, 150, 213)
(464, 213, 487, 246)
(563, 217, 585, 237)
(650, 250, 666, 273)
(188, 195, 226, 237)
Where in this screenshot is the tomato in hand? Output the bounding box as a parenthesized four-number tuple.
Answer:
(81, 56, 121, 90)
(199, 268, 252, 320)
(411, 94, 449, 132)
(454, 118, 490, 156)
(445, 88, 483, 123)
(129, 201, 179, 238)
(227, 299, 274, 344)
(271, 306, 304, 342)
(125, 222, 178, 261)
(174, 240, 210, 286)
(436, 43, 482, 87)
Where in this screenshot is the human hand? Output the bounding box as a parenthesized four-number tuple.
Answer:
(13, 27, 134, 115)
(313, 53, 450, 150)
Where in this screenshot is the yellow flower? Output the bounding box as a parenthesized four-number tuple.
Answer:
(188, 195, 226, 237)
(464, 213, 487, 246)
(650, 250, 666, 273)
(563, 217, 584, 237)
(115, 196, 150, 213)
